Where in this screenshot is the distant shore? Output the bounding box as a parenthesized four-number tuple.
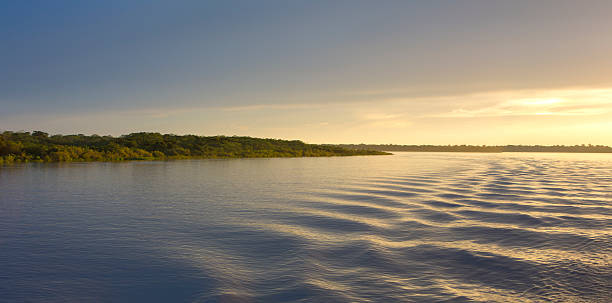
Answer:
(337, 144, 612, 153)
(0, 131, 388, 164)
(4, 131, 610, 165)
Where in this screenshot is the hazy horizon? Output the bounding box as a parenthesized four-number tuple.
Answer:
(3, 1, 612, 145)
(2, 129, 612, 148)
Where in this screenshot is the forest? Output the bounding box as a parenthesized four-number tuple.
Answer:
(0, 131, 389, 164)
(340, 144, 612, 153)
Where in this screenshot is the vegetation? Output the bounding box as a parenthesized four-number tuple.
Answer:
(0, 131, 389, 164)
(339, 144, 612, 153)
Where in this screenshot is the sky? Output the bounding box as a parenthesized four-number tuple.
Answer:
(2, 0, 612, 145)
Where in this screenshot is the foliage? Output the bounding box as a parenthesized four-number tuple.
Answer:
(339, 144, 612, 153)
(0, 131, 389, 163)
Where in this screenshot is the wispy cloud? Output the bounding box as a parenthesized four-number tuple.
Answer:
(430, 88, 612, 118)
(361, 113, 402, 120)
(219, 103, 325, 112)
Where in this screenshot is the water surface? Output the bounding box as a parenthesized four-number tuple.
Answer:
(1, 153, 611, 302)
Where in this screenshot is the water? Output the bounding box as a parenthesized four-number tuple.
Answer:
(1, 153, 611, 302)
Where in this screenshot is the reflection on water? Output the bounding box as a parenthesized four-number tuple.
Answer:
(1, 153, 611, 302)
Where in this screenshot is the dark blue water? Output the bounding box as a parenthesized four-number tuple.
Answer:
(1, 153, 611, 302)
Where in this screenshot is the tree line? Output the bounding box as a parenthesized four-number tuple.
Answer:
(338, 144, 612, 153)
(0, 131, 388, 164)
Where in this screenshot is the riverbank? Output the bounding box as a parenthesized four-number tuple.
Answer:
(0, 131, 389, 164)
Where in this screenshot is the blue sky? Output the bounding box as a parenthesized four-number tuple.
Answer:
(2, 1, 612, 144)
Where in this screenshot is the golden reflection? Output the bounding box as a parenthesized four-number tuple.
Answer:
(302, 188, 611, 238)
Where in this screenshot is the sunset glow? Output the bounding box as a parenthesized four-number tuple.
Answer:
(2, 1, 611, 145)
(2, 2, 611, 303)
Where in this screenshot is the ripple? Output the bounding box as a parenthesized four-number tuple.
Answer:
(2, 153, 611, 302)
(312, 191, 415, 209)
(421, 200, 465, 209)
(456, 209, 544, 226)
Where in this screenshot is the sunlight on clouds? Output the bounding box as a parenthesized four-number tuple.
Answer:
(365, 120, 412, 128)
(361, 113, 403, 120)
(434, 88, 612, 118)
(519, 98, 563, 106)
(4, 87, 612, 145)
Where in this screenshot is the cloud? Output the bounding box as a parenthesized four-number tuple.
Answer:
(429, 88, 612, 118)
(361, 113, 402, 120)
(218, 103, 324, 112)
